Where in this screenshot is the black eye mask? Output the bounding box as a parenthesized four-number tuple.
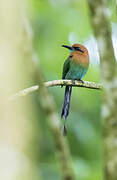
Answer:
(74, 47, 84, 53)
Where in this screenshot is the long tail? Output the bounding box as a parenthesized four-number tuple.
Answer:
(61, 86, 72, 135)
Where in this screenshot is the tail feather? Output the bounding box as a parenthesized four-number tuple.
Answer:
(61, 86, 72, 119)
(62, 125, 67, 136)
(61, 86, 72, 135)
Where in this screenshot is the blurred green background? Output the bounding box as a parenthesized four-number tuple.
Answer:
(24, 0, 117, 179)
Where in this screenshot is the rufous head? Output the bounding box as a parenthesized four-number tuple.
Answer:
(62, 43, 89, 67)
(62, 43, 89, 57)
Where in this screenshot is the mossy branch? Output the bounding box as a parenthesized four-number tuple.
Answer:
(9, 80, 102, 101)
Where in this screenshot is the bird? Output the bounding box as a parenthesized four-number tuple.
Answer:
(61, 43, 89, 135)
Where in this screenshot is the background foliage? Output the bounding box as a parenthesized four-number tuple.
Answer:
(2, 0, 116, 180)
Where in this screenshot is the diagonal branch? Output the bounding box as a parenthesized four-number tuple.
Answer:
(9, 80, 102, 101)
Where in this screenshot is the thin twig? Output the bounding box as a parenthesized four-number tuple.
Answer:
(9, 80, 102, 101)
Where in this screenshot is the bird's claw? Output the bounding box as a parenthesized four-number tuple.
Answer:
(78, 79, 84, 83)
(72, 80, 75, 85)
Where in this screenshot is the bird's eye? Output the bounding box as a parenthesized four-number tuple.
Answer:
(74, 47, 84, 53)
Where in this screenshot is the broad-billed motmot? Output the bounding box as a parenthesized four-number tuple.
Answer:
(61, 44, 89, 135)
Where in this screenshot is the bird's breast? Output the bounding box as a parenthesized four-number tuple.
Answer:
(70, 52, 89, 69)
(65, 62, 88, 80)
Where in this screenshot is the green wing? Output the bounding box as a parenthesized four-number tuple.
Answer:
(62, 58, 70, 79)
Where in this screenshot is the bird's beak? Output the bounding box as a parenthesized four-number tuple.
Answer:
(62, 45, 73, 50)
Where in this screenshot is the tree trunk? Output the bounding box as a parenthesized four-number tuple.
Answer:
(88, 0, 117, 180)
(0, 0, 42, 180)
(0, 0, 75, 180)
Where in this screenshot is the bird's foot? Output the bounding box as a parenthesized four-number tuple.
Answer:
(72, 79, 84, 83)
(78, 79, 84, 83)
(72, 80, 75, 85)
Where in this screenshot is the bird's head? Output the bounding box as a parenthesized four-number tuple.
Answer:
(62, 43, 88, 56)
